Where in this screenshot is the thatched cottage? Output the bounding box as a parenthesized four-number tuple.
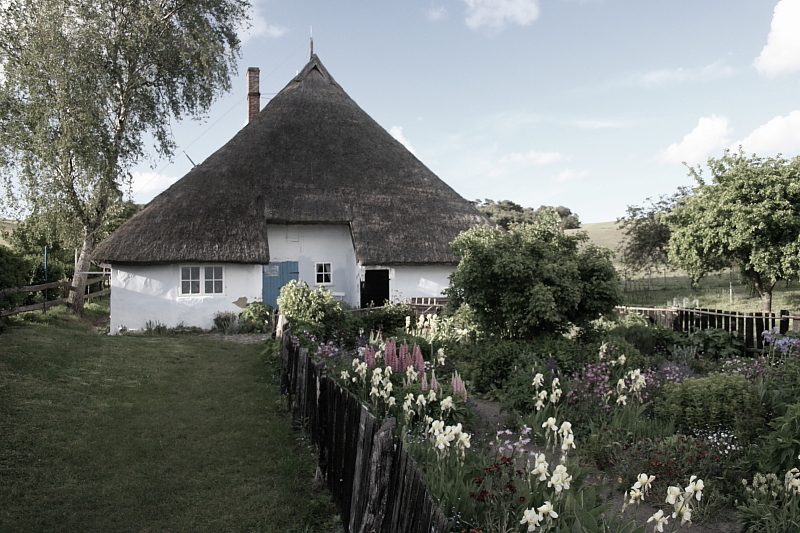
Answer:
(94, 54, 488, 332)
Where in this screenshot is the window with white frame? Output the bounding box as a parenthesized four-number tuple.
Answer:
(181, 266, 223, 295)
(315, 262, 332, 285)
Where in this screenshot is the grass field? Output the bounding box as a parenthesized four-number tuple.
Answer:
(0, 306, 340, 533)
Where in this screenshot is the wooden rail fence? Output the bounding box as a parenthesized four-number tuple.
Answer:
(0, 275, 109, 317)
(615, 305, 800, 353)
(277, 316, 449, 533)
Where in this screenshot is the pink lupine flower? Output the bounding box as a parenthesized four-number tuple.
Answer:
(430, 370, 439, 391)
(399, 341, 409, 371)
(412, 343, 425, 374)
(385, 338, 397, 370)
(451, 370, 467, 401)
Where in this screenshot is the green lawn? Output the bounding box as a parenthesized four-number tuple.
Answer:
(0, 312, 339, 533)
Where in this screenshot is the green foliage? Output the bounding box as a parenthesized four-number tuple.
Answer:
(655, 373, 761, 438)
(277, 280, 351, 342)
(354, 301, 412, 336)
(212, 311, 240, 334)
(738, 470, 800, 533)
(0, 245, 32, 310)
(667, 150, 800, 311)
(617, 188, 689, 278)
(0, 0, 247, 313)
(474, 199, 581, 230)
(238, 301, 273, 333)
(752, 402, 800, 476)
(671, 328, 745, 361)
(447, 209, 621, 339)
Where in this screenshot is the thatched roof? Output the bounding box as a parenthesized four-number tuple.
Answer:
(94, 55, 489, 266)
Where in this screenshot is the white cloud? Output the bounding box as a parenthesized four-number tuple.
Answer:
(570, 119, 630, 129)
(426, 6, 448, 21)
(734, 110, 800, 155)
(238, 3, 287, 44)
(390, 126, 417, 155)
(655, 115, 732, 165)
(130, 171, 179, 204)
(553, 168, 588, 183)
(639, 61, 735, 87)
(462, 0, 540, 32)
(754, 0, 800, 77)
(498, 150, 564, 165)
(488, 149, 563, 178)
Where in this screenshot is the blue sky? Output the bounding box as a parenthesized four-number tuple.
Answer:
(130, 0, 800, 223)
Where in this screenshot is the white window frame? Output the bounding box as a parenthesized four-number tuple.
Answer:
(315, 262, 332, 285)
(180, 265, 224, 295)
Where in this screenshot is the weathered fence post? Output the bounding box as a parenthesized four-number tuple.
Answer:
(357, 418, 395, 533)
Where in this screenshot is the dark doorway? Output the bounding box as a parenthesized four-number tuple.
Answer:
(361, 269, 390, 308)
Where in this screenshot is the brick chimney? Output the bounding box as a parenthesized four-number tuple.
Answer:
(246, 67, 260, 123)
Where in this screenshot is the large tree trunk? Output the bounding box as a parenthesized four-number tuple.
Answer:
(68, 231, 97, 315)
(750, 271, 776, 313)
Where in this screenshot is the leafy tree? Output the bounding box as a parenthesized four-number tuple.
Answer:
(617, 187, 690, 285)
(0, 0, 248, 313)
(0, 245, 32, 310)
(475, 199, 581, 230)
(667, 150, 800, 312)
(446, 208, 620, 339)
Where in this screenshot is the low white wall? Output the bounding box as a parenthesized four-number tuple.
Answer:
(110, 263, 262, 332)
(267, 224, 360, 307)
(390, 265, 454, 301)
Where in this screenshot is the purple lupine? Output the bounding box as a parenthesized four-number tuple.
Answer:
(398, 340, 409, 371)
(412, 343, 425, 374)
(385, 338, 397, 370)
(430, 370, 439, 391)
(451, 370, 467, 401)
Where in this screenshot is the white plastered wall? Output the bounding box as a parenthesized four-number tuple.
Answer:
(389, 265, 454, 301)
(109, 263, 262, 333)
(266, 224, 360, 307)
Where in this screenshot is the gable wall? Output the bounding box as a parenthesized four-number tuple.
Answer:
(109, 263, 262, 332)
(267, 224, 360, 307)
(390, 265, 453, 300)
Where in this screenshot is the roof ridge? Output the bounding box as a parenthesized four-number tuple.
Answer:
(292, 54, 340, 88)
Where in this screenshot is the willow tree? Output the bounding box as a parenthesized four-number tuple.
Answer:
(0, 0, 248, 313)
(667, 150, 800, 312)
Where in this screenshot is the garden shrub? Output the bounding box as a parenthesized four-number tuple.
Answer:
(0, 245, 32, 311)
(461, 339, 532, 393)
(654, 373, 761, 438)
(277, 280, 352, 342)
(238, 301, 273, 333)
(751, 401, 800, 476)
(212, 311, 240, 334)
(354, 301, 412, 336)
(608, 434, 734, 496)
(671, 328, 745, 361)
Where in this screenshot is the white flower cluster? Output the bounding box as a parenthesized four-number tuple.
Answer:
(664, 475, 704, 527)
(532, 371, 562, 411)
(541, 418, 575, 462)
(428, 419, 471, 457)
(368, 366, 395, 406)
(520, 501, 558, 532)
(616, 368, 646, 406)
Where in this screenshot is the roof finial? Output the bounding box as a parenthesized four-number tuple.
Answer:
(309, 26, 313, 59)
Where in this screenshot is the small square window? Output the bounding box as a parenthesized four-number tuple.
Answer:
(205, 266, 223, 294)
(181, 266, 200, 294)
(316, 263, 331, 284)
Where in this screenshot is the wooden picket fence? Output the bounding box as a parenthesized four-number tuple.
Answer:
(276, 316, 449, 533)
(0, 275, 109, 317)
(615, 305, 800, 353)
